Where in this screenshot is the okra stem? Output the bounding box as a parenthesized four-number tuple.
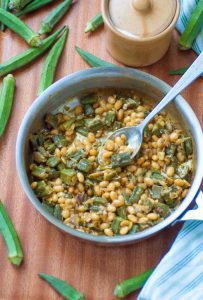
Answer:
(0, 26, 65, 77)
(16, 0, 54, 17)
(114, 268, 154, 298)
(0, 200, 23, 266)
(1, 0, 9, 32)
(85, 12, 103, 33)
(39, 273, 86, 300)
(75, 46, 116, 67)
(0, 8, 41, 47)
(37, 27, 68, 95)
(9, 0, 33, 10)
(39, 0, 73, 35)
(178, 0, 203, 50)
(0, 74, 16, 137)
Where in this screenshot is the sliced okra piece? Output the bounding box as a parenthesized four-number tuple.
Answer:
(111, 153, 131, 168)
(123, 98, 140, 110)
(91, 197, 107, 206)
(151, 185, 163, 199)
(46, 156, 61, 167)
(155, 202, 170, 217)
(76, 127, 89, 137)
(128, 186, 143, 204)
(184, 137, 193, 157)
(105, 111, 116, 126)
(61, 117, 75, 131)
(53, 134, 68, 147)
(31, 165, 48, 179)
(84, 118, 104, 131)
(80, 93, 98, 104)
(111, 217, 123, 234)
(117, 206, 127, 219)
(35, 181, 53, 197)
(177, 160, 192, 178)
(84, 104, 94, 116)
(60, 169, 77, 186)
(77, 159, 93, 173)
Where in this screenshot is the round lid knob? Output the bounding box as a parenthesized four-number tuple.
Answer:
(108, 0, 177, 38)
(132, 0, 150, 12)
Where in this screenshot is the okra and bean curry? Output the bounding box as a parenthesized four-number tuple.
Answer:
(29, 90, 194, 236)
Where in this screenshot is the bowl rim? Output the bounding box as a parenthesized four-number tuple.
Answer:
(16, 67, 203, 245)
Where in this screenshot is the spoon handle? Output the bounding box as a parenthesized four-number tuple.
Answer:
(140, 51, 203, 129)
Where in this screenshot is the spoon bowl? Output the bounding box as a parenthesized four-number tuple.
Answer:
(98, 125, 143, 165)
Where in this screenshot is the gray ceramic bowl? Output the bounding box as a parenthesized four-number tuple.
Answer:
(16, 67, 203, 245)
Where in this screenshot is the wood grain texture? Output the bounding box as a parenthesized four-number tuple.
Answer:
(0, 1, 202, 299)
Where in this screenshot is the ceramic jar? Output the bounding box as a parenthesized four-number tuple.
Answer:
(102, 0, 180, 67)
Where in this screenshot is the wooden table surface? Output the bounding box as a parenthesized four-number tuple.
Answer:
(0, 1, 202, 299)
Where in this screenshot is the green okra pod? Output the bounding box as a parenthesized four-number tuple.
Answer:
(0, 26, 65, 77)
(75, 46, 116, 67)
(39, 0, 73, 35)
(0, 8, 41, 47)
(85, 12, 103, 33)
(114, 268, 154, 298)
(1, 0, 9, 32)
(128, 186, 143, 204)
(111, 217, 123, 234)
(169, 65, 203, 76)
(39, 273, 86, 300)
(37, 27, 68, 95)
(178, 0, 203, 50)
(111, 153, 131, 168)
(16, 0, 54, 17)
(0, 200, 23, 266)
(9, 0, 33, 10)
(0, 74, 16, 137)
(169, 66, 188, 75)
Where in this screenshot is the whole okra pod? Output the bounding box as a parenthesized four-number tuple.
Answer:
(114, 268, 154, 298)
(0, 74, 16, 137)
(37, 27, 69, 95)
(39, 0, 73, 35)
(1, 0, 9, 31)
(85, 12, 103, 33)
(0, 26, 65, 77)
(75, 46, 115, 67)
(39, 273, 86, 300)
(16, 0, 54, 17)
(9, 0, 33, 10)
(0, 8, 41, 47)
(0, 200, 23, 266)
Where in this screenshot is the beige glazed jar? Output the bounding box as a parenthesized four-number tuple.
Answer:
(101, 0, 180, 67)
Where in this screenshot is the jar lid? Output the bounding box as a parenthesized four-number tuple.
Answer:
(108, 0, 177, 38)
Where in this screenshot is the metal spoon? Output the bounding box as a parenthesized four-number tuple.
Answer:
(98, 52, 203, 165)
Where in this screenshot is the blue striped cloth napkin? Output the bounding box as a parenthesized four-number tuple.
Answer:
(138, 1, 203, 299)
(138, 218, 203, 300)
(176, 0, 203, 54)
